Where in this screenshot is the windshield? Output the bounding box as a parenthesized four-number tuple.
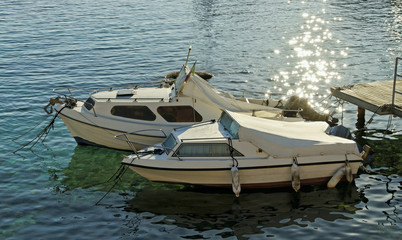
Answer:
(161, 134, 178, 154)
(220, 112, 239, 139)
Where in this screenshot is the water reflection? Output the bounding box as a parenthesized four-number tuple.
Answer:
(57, 145, 183, 193)
(355, 173, 402, 227)
(53, 145, 401, 238)
(355, 129, 402, 175)
(389, 0, 402, 49)
(57, 146, 132, 192)
(124, 185, 360, 238)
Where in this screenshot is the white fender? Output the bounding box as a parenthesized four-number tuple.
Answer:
(291, 162, 300, 192)
(231, 166, 241, 197)
(327, 166, 345, 188)
(345, 161, 353, 183)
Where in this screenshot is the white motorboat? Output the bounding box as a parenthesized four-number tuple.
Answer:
(121, 110, 364, 195)
(48, 50, 294, 151)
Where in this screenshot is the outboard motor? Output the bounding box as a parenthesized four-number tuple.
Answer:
(329, 125, 353, 140)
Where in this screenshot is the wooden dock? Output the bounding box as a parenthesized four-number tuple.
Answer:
(331, 80, 402, 117)
(331, 57, 402, 118)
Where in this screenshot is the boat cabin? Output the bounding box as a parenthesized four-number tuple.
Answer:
(81, 83, 219, 124)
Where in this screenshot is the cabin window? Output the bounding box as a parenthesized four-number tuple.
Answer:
(173, 143, 243, 157)
(84, 97, 95, 111)
(220, 112, 239, 139)
(110, 106, 156, 121)
(157, 106, 202, 122)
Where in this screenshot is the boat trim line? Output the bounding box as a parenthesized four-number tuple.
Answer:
(122, 159, 362, 171)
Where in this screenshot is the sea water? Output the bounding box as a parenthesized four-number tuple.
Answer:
(1, 0, 401, 239)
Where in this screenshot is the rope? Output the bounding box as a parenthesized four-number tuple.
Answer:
(386, 115, 393, 133)
(13, 106, 66, 153)
(79, 164, 125, 189)
(274, 99, 283, 108)
(95, 153, 143, 205)
(359, 165, 380, 175)
(365, 108, 379, 127)
(13, 114, 52, 142)
(95, 165, 129, 205)
(228, 138, 238, 167)
(293, 156, 298, 165)
(331, 98, 345, 125)
(325, 95, 345, 124)
(360, 105, 383, 130)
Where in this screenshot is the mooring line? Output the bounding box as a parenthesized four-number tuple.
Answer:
(79, 164, 126, 190)
(13, 107, 65, 154)
(95, 165, 129, 205)
(13, 114, 52, 142)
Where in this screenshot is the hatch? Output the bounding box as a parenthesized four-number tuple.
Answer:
(117, 89, 134, 96)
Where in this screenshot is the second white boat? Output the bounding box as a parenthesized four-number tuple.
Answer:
(121, 111, 363, 195)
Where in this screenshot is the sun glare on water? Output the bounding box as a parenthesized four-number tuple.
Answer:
(271, 10, 349, 115)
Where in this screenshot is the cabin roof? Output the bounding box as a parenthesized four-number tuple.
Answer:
(91, 85, 174, 102)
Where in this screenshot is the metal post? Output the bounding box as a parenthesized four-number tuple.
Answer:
(185, 46, 192, 66)
(391, 57, 398, 109)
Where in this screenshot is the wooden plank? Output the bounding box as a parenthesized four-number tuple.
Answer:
(331, 80, 402, 117)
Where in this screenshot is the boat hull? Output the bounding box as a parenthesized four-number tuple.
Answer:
(59, 113, 166, 151)
(124, 159, 361, 189)
(55, 94, 222, 150)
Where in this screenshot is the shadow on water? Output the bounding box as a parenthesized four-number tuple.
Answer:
(123, 184, 361, 238)
(47, 144, 401, 239)
(52, 145, 129, 192)
(355, 128, 402, 175)
(56, 145, 185, 193)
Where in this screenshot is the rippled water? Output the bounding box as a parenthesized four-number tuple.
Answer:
(1, 0, 401, 239)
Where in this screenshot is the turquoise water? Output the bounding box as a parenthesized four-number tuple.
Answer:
(1, 0, 401, 239)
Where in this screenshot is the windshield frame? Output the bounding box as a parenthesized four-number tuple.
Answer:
(219, 112, 239, 139)
(161, 134, 178, 154)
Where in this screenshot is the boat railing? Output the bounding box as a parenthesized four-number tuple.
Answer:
(240, 89, 288, 99)
(240, 89, 270, 98)
(179, 136, 229, 143)
(114, 129, 168, 155)
(238, 89, 291, 110)
(172, 119, 217, 131)
(92, 97, 169, 102)
(392, 57, 402, 113)
(52, 82, 171, 100)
